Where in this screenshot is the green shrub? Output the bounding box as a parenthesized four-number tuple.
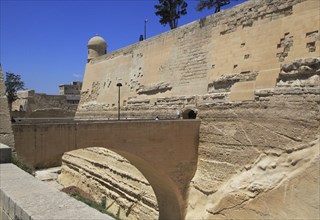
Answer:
(12, 154, 34, 175)
(62, 186, 120, 220)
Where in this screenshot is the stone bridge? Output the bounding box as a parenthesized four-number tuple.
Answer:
(12, 120, 200, 220)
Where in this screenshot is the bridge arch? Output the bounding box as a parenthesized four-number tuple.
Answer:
(112, 149, 187, 220)
(13, 120, 201, 220)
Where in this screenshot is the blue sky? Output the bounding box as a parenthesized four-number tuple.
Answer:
(0, 0, 245, 94)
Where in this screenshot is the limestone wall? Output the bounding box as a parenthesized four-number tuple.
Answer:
(0, 66, 14, 148)
(60, 0, 319, 219)
(76, 0, 319, 119)
(11, 90, 77, 118)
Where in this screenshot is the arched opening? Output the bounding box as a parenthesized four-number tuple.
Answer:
(182, 109, 197, 119)
(58, 147, 159, 220)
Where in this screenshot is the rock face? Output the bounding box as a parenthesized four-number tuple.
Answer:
(0, 65, 14, 148)
(59, 0, 320, 219)
(59, 148, 158, 220)
(187, 98, 319, 219)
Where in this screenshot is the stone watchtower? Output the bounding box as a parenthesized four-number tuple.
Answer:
(87, 34, 107, 63)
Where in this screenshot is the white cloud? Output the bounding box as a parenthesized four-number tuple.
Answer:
(72, 73, 82, 78)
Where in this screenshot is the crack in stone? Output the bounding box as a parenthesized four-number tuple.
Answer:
(192, 182, 218, 196)
(210, 124, 243, 145)
(250, 121, 302, 143)
(200, 158, 235, 167)
(207, 197, 250, 216)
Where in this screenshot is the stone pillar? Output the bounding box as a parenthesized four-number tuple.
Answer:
(0, 65, 15, 149)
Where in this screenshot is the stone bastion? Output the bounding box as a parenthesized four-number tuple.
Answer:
(65, 0, 319, 219)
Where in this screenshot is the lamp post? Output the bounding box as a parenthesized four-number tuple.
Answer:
(116, 83, 122, 120)
(144, 19, 148, 40)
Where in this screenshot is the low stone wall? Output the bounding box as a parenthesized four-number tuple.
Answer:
(0, 163, 112, 220)
(12, 120, 200, 170)
(11, 91, 78, 118)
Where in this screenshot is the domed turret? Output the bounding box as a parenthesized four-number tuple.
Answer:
(87, 34, 107, 63)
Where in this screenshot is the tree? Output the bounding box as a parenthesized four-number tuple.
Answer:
(5, 72, 25, 111)
(196, 0, 236, 13)
(155, 0, 188, 29)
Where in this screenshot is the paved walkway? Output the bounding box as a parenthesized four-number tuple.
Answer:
(0, 163, 113, 220)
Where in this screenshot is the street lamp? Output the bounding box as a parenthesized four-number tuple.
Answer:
(116, 83, 122, 120)
(144, 19, 148, 40)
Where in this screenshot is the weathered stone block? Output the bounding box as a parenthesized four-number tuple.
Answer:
(255, 68, 280, 90)
(229, 81, 255, 101)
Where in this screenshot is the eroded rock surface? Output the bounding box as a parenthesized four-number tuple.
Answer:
(136, 82, 172, 95)
(208, 72, 258, 93)
(59, 148, 158, 220)
(187, 103, 319, 219)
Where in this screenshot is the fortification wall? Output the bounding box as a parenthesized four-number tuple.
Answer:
(76, 0, 319, 119)
(11, 91, 77, 118)
(61, 0, 320, 219)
